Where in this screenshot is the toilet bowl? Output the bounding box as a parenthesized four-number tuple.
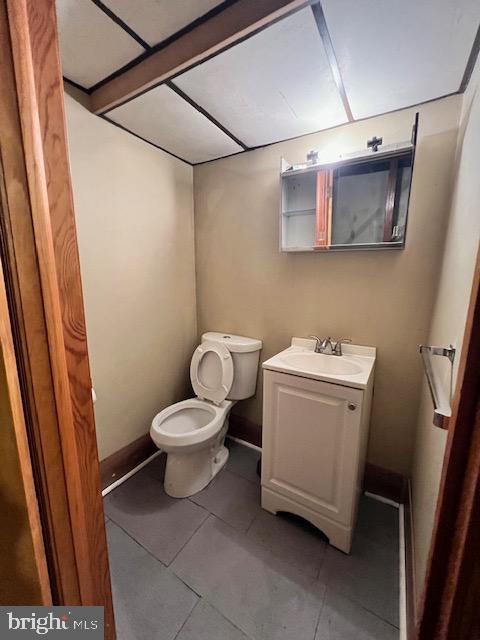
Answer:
(151, 398, 233, 497)
(150, 332, 262, 498)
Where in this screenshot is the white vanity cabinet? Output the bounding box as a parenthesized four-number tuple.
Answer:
(261, 339, 375, 553)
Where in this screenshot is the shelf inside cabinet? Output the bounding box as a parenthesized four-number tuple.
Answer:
(283, 208, 316, 217)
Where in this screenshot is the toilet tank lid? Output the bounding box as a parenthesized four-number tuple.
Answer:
(202, 332, 262, 353)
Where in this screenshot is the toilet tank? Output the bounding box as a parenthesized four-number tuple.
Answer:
(201, 332, 262, 400)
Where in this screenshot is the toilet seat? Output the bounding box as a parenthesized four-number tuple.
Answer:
(150, 398, 232, 451)
(190, 340, 233, 404)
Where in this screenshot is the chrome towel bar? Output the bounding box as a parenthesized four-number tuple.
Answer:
(419, 345, 456, 429)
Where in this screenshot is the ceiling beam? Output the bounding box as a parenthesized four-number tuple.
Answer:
(90, 0, 311, 115)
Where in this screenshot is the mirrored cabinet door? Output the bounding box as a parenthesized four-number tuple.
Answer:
(331, 156, 413, 247)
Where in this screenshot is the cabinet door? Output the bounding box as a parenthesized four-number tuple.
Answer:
(262, 370, 363, 525)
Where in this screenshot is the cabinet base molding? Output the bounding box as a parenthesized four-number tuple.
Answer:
(261, 487, 353, 553)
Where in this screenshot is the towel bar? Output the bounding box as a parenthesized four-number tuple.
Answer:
(419, 345, 455, 429)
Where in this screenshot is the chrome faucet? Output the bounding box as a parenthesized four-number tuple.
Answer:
(308, 336, 352, 356)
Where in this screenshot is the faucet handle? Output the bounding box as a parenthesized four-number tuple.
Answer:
(333, 338, 352, 356)
(308, 335, 322, 352)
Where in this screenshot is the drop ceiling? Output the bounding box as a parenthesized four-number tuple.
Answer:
(56, 0, 480, 165)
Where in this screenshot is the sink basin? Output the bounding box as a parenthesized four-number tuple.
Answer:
(280, 352, 363, 376)
(262, 338, 376, 389)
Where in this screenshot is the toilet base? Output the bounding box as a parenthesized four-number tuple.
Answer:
(164, 442, 229, 498)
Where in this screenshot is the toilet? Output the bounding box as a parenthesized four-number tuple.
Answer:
(150, 332, 262, 498)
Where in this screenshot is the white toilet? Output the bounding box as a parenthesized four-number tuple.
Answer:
(150, 332, 262, 498)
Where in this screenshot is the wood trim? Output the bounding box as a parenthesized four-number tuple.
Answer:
(101, 114, 193, 165)
(87, 0, 242, 93)
(1, 0, 114, 633)
(314, 170, 330, 248)
(0, 0, 80, 603)
(90, 0, 149, 50)
(166, 80, 248, 150)
(100, 434, 157, 490)
(310, 2, 353, 122)
(229, 413, 262, 448)
(90, 0, 309, 114)
(416, 248, 480, 639)
(363, 462, 408, 504)
(404, 480, 417, 639)
(0, 254, 51, 604)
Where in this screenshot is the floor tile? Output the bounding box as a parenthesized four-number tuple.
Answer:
(190, 468, 261, 532)
(315, 591, 398, 639)
(226, 439, 261, 484)
(104, 471, 208, 564)
(321, 500, 399, 627)
(106, 521, 198, 640)
(171, 515, 325, 640)
(247, 509, 327, 577)
(355, 496, 399, 548)
(176, 600, 250, 640)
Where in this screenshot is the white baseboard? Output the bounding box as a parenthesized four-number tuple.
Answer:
(364, 490, 400, 509)
(226, 434, 262, 453)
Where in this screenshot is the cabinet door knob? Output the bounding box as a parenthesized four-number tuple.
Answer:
(348, 403, 357, 411)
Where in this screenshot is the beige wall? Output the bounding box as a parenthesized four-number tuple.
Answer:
(64, 91, 197, 460)
(411, 60, 480, 601)
(194, 96, 461, 475)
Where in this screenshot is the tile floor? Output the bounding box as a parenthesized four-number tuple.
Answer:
(104, 440, 399, 640)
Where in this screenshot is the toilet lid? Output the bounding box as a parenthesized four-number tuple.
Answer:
(190, 341, 233, 404)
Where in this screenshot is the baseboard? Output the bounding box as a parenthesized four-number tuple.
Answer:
(403, 479, 416, 639)
(364, 462, 408, 504)
(228, 413, 262, 448)
(99, 433, 157, 490)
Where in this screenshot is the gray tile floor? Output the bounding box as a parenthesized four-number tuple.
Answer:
(104, 440, 399, 640)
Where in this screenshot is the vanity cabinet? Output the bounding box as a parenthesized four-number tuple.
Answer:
(261, 368, 373, 553)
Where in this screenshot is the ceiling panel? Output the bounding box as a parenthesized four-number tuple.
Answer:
(322, 0, 480, 119)
(174, 7, 348, 148)
(107, 85, 243, 163)
(56, 0, 145, 88)
(102, 0, 224, 47)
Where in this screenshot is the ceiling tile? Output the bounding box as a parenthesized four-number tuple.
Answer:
(174, 7, 348, 148)
(102, 0, 224, 47)
(56, 0, 145, 88)
(107, 85, 243, 163)
(322, 0, 480, 119)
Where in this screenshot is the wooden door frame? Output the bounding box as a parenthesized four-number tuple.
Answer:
(0, 246, 51, 605)
(0, 0, 114, 635)
(416, 249, 480, 639)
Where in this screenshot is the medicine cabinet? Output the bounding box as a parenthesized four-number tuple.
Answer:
(280, 115, 418, 252)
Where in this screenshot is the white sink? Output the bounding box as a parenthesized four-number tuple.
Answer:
(280, 351, 363, 376)
(263, 337, 376, 389)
